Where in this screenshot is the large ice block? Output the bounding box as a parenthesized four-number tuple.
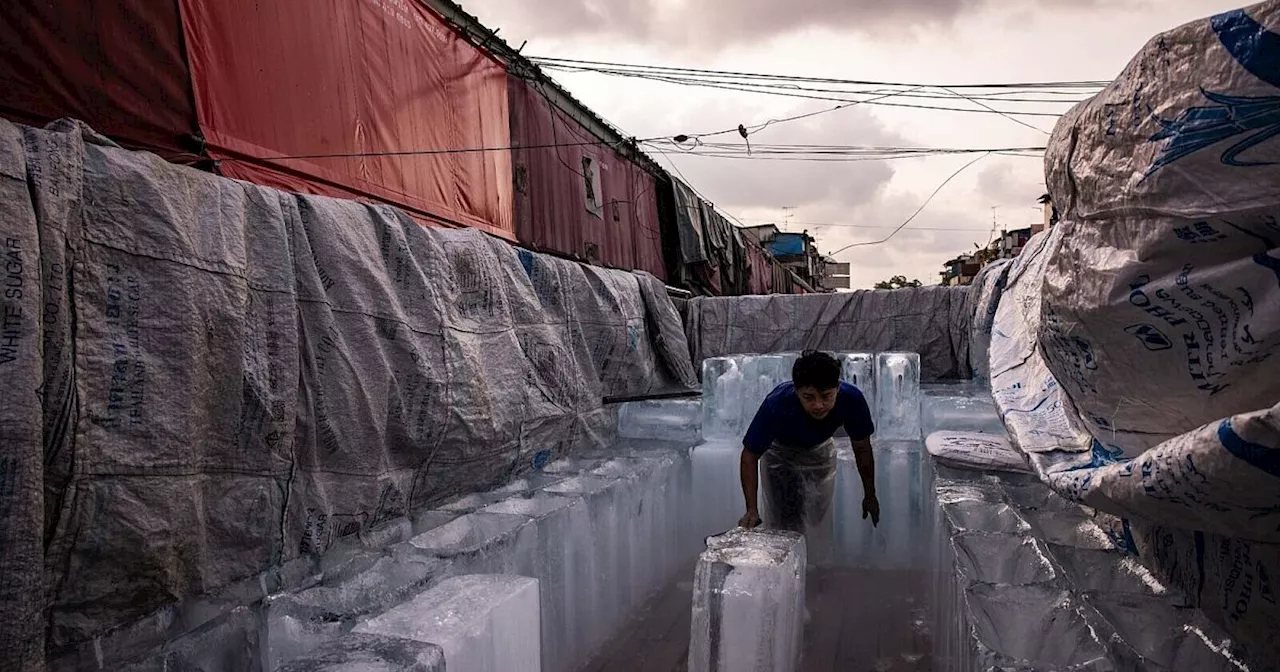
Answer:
(702, 356, 745, 440)
(833, 439, 931, 570)
(275, 633, 445, 671)
(689, 528, 806, 672)
(355, 575, 541, 672)
(480, 492, 586, 672)
(540, 475, 621, 661)
(875, 352, 922, 440)
(690, 440, 747, 543)
(407, 512, 538, 576)
(117, 606, 263, 672)
(741, 354, 798, 428)
(922, 394, 1005, 435)
(618, 398, 703, 444)
(261, 550, 453, 669)
(837, 352, 876, 412)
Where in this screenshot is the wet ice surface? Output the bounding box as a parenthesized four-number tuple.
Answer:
(355, 575, 540, 672)
(930, 415, 1250, 672)
(689, 529, 807, 672)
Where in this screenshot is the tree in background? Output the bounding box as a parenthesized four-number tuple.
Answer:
(874, 275, 923, 290)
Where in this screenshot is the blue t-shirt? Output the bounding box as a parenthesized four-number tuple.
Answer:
(742, 381, 875, 454)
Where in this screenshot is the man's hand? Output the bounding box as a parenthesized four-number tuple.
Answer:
(862, 494, 880, 527)
(738, 509, 762, 529)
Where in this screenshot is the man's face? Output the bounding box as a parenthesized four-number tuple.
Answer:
(797, 385, 838, 420)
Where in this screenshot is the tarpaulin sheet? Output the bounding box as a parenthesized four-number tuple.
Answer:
(684, 286, 972, 379)
(0, 117, 695, 672)
(975, 3, 1280, 664)
(508, 77, 667, 280)
(180, 0, 514, 239)
(0, 0, 198, 162)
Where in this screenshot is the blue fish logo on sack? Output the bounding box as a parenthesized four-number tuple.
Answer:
(1147, 8, 1280, 175)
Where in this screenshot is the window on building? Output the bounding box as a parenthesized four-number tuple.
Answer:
(581, 156, 603, 218)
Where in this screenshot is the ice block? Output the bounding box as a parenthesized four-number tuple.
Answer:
(702, 356, 745, 440)
(480, 493, 585, 672)
(541, 475, 621, 660)
(275, 633, 445, 671)
(875, 352, 922, 440)
(407, 512, 538, 577)
(689, 528, 806, 672)
(690, 440, 748, 543)
(618, 399, 703, 444)
(922, 394, 1005, 435)
(838, 352, 876, 412)
(355, 575, 541, 672)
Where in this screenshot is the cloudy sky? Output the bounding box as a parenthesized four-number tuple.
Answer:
(460, 0, 1248, 288)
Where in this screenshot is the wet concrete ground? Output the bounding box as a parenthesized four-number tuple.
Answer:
(582, 563, 932, 672)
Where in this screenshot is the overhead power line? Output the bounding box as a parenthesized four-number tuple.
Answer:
(528, 56, 1111, 90)
(829, 152, 993, 255)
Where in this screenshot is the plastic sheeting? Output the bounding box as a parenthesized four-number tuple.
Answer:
(507, 76, 667, 280)
(180, 0, 515, 239)
(0, 117, 695, 672)
(974, 3, 1280, 666)
(685, 286, 972, 380)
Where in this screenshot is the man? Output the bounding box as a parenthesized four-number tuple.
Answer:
(738, 350, 880, 533)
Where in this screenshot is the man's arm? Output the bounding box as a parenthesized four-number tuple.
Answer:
(738, 400, 774, 528)
(851, 436, 879, 525)
(739, 448, 763, 528)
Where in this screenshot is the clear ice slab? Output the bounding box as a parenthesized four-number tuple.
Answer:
(618, 398, 703, 444)
(690, 440, 748, 541)
(480, 493, 587, 672)
(274, 633, 445, 671)
(355, 574, 542, 672)
(922, 393, 1004, 435)
(837, 352, 876, 412)
(689, 528, 806, 672)
(875, 352, 922, 440)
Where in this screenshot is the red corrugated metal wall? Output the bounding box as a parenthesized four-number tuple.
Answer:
(0, 1, 199, 162)
(180, 0, 514, 239)
(745, 243, 775, 295)
(508, 76, 667, 280)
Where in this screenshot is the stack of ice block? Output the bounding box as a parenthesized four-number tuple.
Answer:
(701, 353, 800, 441)
(875, 352, 922, 440)
(617, 398, 703, 444)
(929, 446, 1250, 672)
(354, 575, 541, 672)
(830, 439, 931, 570)
(479, 493, 587, 672)
(535, 448, 696, 665)
(689, 528, 807, 672)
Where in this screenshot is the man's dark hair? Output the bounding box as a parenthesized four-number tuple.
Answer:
(792, 350, 841, 390)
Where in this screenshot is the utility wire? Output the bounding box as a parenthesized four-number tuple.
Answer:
(529, 56, 1111, 90)
(829, 152, 993, 255)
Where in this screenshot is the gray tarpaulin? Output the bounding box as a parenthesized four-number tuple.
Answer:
(977, 3, 1280, 665)
(684, 285, 972, 380)
(0, 118, 695, 671)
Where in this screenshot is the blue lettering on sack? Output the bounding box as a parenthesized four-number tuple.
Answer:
(1218, 419, 1280, 478)
(1144, 9, 1280, 178)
